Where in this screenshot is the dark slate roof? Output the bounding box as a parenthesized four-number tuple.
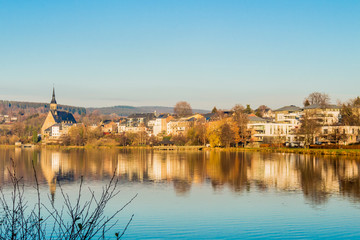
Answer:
(303, 104, 341, 110)
(248, 114, 267, 122)
(186, 117, 197, 122)
(274, 105, 301, 112)
(157, 114, 170, 119)
(51, 110, 76, 123)
(202, 113, 214, 118)
(102, 120, 113, 125)
(128, 113, 155, 119)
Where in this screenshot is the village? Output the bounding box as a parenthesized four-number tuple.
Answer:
(31, 89, 360, 148)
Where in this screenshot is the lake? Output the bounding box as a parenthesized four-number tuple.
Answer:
(1, 148, 360, 239)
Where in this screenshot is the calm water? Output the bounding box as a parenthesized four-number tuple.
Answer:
(1, 148, 360, 239)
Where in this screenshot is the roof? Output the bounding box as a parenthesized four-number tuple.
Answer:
(303, 104, 341, 110)
(202, 113, 215, 118)
(186, 117, 196, 122)
(51, 110, 76, 124)
(157, 114, 170, 119)
(274, 105, 301, 112)
(102, 119, 113, 125)
(128, 113, 155, 119)
(248, 114, 267, 122)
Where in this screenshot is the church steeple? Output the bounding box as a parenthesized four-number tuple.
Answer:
(51, 87, 57, 104)
(50, 87, 58, 111)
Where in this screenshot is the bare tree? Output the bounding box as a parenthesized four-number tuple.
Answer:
(352, 97, 360, 106)
(298, 112, 321, 146)
(255, 105, 269, 118)
(220, 122, 235, 148)
(303, 99, 310, 107)
(304, 92, 330, 107)
(340, 96, 360, 126)
(174, 101, 192, 117)
(232, 104, 249, 147)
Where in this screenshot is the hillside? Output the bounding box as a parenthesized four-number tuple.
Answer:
(0, 100, 86, 115)
(0, 100, 209, 116)
(87, 105, 209, 116)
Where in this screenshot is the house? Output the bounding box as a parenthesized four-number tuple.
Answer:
(302, 104, 341, 126)
(247, 114, 298, 144)
(117, 121, 127, 133)
(41, 88, 76, 139)
(44, 123, 73, 139)
(316, 126, 360, 145)
(101, 120, 116, 133)
(126, 113, 156, 127)
(153, 114, 173, 136)
(202, 113, 216, 122)
(274, 105, 302, 125)
(167, 115, 204, 135)
(255, 106, 274, 119)
(248, 122, 298, 144)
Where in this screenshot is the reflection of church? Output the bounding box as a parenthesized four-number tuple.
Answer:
(41, 88, 76, 139)
(39, 150, 75, 202)
(40, 151, 60, 202)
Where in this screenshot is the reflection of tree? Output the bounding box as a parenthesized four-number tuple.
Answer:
(207, 151, 248, 192)
(296, 156, 329, 205)
(337, 160, 360, 200)
(173, 179, 191, 195)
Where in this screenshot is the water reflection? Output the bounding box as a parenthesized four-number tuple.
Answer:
(1, 148, 360, 205)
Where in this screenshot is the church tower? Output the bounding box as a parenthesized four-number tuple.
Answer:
(50, 87, 57, 111)
(41, 87, 76, 137)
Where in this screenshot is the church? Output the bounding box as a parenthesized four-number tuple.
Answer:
(41, 88, 77, 139)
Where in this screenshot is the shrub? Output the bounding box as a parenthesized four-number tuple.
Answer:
(0, 158, 136, 239)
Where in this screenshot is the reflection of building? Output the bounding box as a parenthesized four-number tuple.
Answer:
(40, 151, 61, 202)
(2, 148, 360, 204)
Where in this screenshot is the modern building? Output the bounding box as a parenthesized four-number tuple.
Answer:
(274, 105, 302, 125)
(302, 104, 341, 126)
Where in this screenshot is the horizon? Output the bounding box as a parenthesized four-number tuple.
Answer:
(1, 1, 359, 109)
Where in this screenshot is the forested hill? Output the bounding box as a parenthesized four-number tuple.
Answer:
(87, 106, 209, 116)
(0, 100, 209, 116)
(0, 100, 86, 115)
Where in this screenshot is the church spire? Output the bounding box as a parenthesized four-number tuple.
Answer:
(50, 87, 58, 111)
(51, 87, 57, 104)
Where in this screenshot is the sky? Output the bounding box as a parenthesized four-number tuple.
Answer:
(0, 0, 359, 110)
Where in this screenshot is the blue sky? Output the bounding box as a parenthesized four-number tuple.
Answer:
(0, 0, 359, 110)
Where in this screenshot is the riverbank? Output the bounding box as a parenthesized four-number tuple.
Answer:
(2, 144, 360, 156)
(216, 147, 360, 156)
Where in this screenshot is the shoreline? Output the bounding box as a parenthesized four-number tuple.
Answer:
(2, 144, 360, 156)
